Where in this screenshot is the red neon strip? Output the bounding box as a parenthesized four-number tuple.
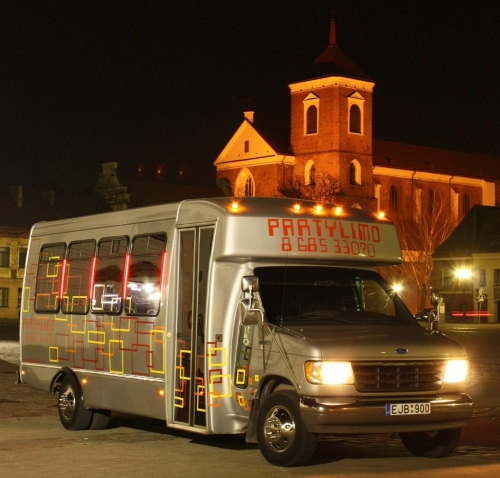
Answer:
(159, 252, 168, 292)
(89, 257, 97, 298)
(451, 311, 491, 317)
(122, 254, 131, 299)
(59, 259, 68, 299)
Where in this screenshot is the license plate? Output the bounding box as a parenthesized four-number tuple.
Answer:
(385, 403, 431, 416)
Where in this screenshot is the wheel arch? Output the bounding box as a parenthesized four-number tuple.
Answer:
(50, 367, 78, 395)
(245, 375, 296, 443)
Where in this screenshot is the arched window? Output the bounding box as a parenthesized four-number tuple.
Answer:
(349, 160, 361, 185)
(349, 105, 361, 134)
(428, 189, 435, 215)
(244, 175, 254, 197)
(235, 168, 255, 197)
(348, 92, 365, 135)
(390, 185, 399, 212)
(306, 105, 318, 134)
(305, 160, 316, 185)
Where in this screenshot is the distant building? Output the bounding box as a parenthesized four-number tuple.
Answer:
(0, 184, 110, 322)
(433, 205, 500, 323)
(0, 167, 222, 323)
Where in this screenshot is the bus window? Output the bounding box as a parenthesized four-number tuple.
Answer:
(62, 240, 96, 315)
(92, 237, 128, 314)
(34, 243, 66, 313)
(125, 234, 167, 316)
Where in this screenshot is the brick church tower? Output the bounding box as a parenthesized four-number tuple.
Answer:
(290, 17, 376, 210)
(215, 17, 377, 210)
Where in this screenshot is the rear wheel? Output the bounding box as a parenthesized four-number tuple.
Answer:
(399, 428, 462, 457)
(89, 409, 111, 430)
(58, 374, 93, 430)
(256, 390, 318, 466)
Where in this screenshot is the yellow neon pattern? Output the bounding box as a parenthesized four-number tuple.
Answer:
(149, 329, 165, 374)
(22, 286, 30, 313)
(235, 367, 247, 385)
(109, 339, 124, 374)
(209, 373, 232, 406)
(196, 384, 206, 412)
(48, 346, 59, 363)
(208, 347, 226, 367)
(88, 331, 106, 344)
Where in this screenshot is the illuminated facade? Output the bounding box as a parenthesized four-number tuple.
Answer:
(214, 18, 500, 313)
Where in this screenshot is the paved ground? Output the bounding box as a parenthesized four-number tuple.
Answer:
(3, 321, 500, 476)
(2, 361, 500, 477)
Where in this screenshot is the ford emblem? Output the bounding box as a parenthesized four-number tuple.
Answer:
(395, 348, 408, 354)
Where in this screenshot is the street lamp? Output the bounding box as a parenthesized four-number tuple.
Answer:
(455, 268, 471, 319)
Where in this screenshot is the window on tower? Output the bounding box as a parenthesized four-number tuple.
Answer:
(349, 105, 361, 134)
(347, 92, 365, 135)
(349, 160, 361, 185)
(306, 105, 318, 134)
(305, 161, 316, 186)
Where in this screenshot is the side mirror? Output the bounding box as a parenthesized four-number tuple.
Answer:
(430, 290, 440, 306)
(428, 291, 442, 331)
(240, 276, 263, 326)
(239, 298, 263, 326)
(241, 276, 259, 293)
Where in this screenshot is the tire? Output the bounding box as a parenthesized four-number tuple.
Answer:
(256, 390, 318, 466)
(89, 409, 111, 430)
(58, 374, 93, 430)
(399, 428, 462, 457)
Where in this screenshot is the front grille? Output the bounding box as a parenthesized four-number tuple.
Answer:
(352, 361, 445, 392)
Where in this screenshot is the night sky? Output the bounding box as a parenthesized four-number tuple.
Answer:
(1, 1, 499, 190)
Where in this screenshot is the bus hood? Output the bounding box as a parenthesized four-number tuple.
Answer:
(284, 324, 468, 361)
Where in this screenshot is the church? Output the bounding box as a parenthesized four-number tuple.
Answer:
(214, 17, 500, 313)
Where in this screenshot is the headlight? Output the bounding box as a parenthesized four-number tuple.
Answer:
(443, 359, 468, 383)
(305, 361, 355, 385)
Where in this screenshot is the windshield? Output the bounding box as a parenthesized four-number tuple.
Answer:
(254, 266, 415, 326)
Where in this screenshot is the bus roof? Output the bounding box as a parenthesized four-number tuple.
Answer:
(29, 197, 402, 265)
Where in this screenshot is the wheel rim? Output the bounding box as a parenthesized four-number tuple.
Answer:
(59, 384, 76, 421)
(263, 404, 296, 452)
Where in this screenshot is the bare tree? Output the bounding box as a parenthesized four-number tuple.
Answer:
(277, 172, 341, 203)
(380, 187, 457, 311)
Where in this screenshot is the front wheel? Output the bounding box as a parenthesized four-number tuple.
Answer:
(256, 390, 318, 466)
(58, 374, 93, 430)
(399, 428, 462, 457)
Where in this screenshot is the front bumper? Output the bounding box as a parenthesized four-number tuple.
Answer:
(300, 393, 473, 434)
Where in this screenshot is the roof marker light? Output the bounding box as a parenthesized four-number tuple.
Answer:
(314, 204, 323, 213)
(377, 211, 385, 219)
(293, 203, 301, 212)
(231, 201, 239, 211)
(334, 206, 343, 215)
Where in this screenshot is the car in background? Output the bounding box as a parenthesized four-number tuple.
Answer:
(414, 308, 436, 322)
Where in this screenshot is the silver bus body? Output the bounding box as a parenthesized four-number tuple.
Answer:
(19, 197, 472, 466)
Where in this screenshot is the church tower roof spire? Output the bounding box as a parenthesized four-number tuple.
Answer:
(329, 15, 337, 46)
(312, 14, 370, 81)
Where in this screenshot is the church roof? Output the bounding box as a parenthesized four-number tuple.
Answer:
(310, 18, 370, 81)
(433, 205, 500, 257)
(373, 139, 500, 180)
